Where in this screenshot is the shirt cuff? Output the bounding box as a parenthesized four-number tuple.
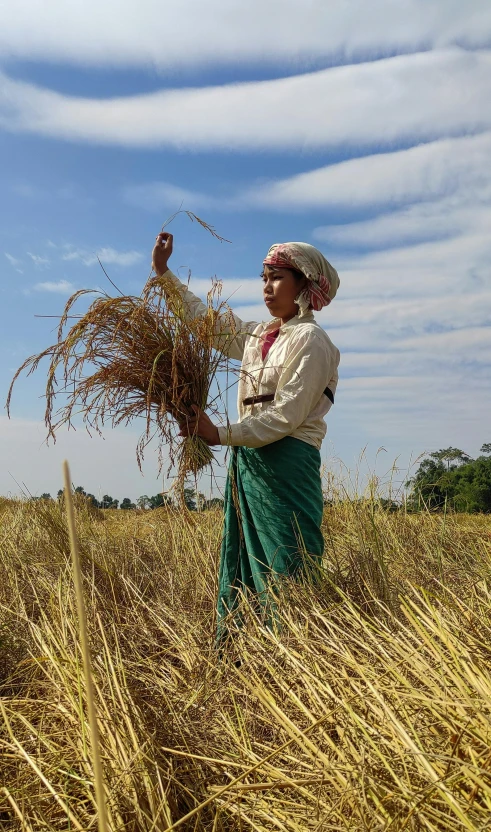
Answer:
(162, 268, 179, 282)
(217, 422, 245, 446)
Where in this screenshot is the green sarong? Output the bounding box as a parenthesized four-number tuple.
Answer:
(217, 436, 324, 639)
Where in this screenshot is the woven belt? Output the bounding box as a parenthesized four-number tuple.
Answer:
(242, 393, 275, 406)
(243, 387, 334, 407)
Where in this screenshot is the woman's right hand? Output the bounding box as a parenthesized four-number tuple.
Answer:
(152, 232, 173, 276)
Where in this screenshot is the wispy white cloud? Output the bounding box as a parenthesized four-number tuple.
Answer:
(97, 247, 143, 267)
(27, 252, 50, 268)
(247, 132, 491, 210)
(397, 325, 491, 356)
(331, 322, 491, 363)
(334, 230, 491, 300)
(0, 0, 489, 68)
(326, 291, 491, 337)
(313, 199, 491, 249)
(62, 246, 143, 267)
(5, 252, 23, 271)
(1, 50, 491, 150)
(317, 222, 491, 447)
(126, 132, 491, 234)
(326, 322, 491, 452)
(332, 370, 491, 450)
(33, 279, 75, 293)
(61, 249, 96, 266)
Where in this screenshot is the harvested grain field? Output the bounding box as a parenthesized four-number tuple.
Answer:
(1, 493, 490, 830)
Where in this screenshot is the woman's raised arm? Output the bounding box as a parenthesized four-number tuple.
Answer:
(152, 232, 258, 361)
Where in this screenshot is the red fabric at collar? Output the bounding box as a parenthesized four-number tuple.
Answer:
(261, 328, 280, 361)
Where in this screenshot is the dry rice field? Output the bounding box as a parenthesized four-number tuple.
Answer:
(1, 491, 490, 830)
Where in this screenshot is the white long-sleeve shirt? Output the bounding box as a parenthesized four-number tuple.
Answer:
(163, 270, 340, 450)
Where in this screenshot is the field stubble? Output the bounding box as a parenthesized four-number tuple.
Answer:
(1, 489, 491, 831)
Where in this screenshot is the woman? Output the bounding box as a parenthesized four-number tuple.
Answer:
(152, 233, 340, 640)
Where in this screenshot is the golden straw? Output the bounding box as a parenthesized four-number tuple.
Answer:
(62, 460, 109, 832)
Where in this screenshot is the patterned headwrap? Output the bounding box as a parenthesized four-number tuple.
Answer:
(263, 242, 340, 315)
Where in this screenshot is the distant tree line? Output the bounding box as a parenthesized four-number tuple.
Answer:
(33, 485, 224, 511)
(31, 442, 491, 515)
(406, 443, 491, 512)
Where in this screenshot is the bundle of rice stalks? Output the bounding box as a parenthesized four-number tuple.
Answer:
(7, 222, 234, 492)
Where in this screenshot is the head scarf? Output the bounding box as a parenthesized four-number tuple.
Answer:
(263, 242, 340, 316)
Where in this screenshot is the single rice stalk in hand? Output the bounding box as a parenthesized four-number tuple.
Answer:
(7, 241, 235, 493)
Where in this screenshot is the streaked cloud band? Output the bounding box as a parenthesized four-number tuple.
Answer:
(0, 0, 489, 68)
(1, 50, 491, 151)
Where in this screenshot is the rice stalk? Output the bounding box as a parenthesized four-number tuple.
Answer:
(62, 460, 109, 832)
(6, 215, 235, 493)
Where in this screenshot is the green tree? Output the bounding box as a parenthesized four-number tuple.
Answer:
(480, 443, 491, 455)
(183, 487, 197, 511)
(407, 446, 491, 513)
(429, 447, 471, 470)
(137, 494, 172, 509)
(148, 494, 172, 509)
(120, 497, 136, 510)
(150, 494, 164, 509)
(406, 456, 450, 510)
(100, 494, 119, 509)
(450, 456, 491, 513)
(71, 486, 100, 508)
(39, 493, 53, 500)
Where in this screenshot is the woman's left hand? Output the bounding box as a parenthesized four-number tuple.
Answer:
(178, 405, 221, 446)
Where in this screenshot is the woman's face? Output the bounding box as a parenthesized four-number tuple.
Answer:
(262, 265, 306, 321)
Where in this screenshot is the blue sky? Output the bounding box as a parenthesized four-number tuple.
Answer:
(1, 0, 490, 501)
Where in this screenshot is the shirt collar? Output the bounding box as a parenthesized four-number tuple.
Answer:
(265, 309, 315, 331)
